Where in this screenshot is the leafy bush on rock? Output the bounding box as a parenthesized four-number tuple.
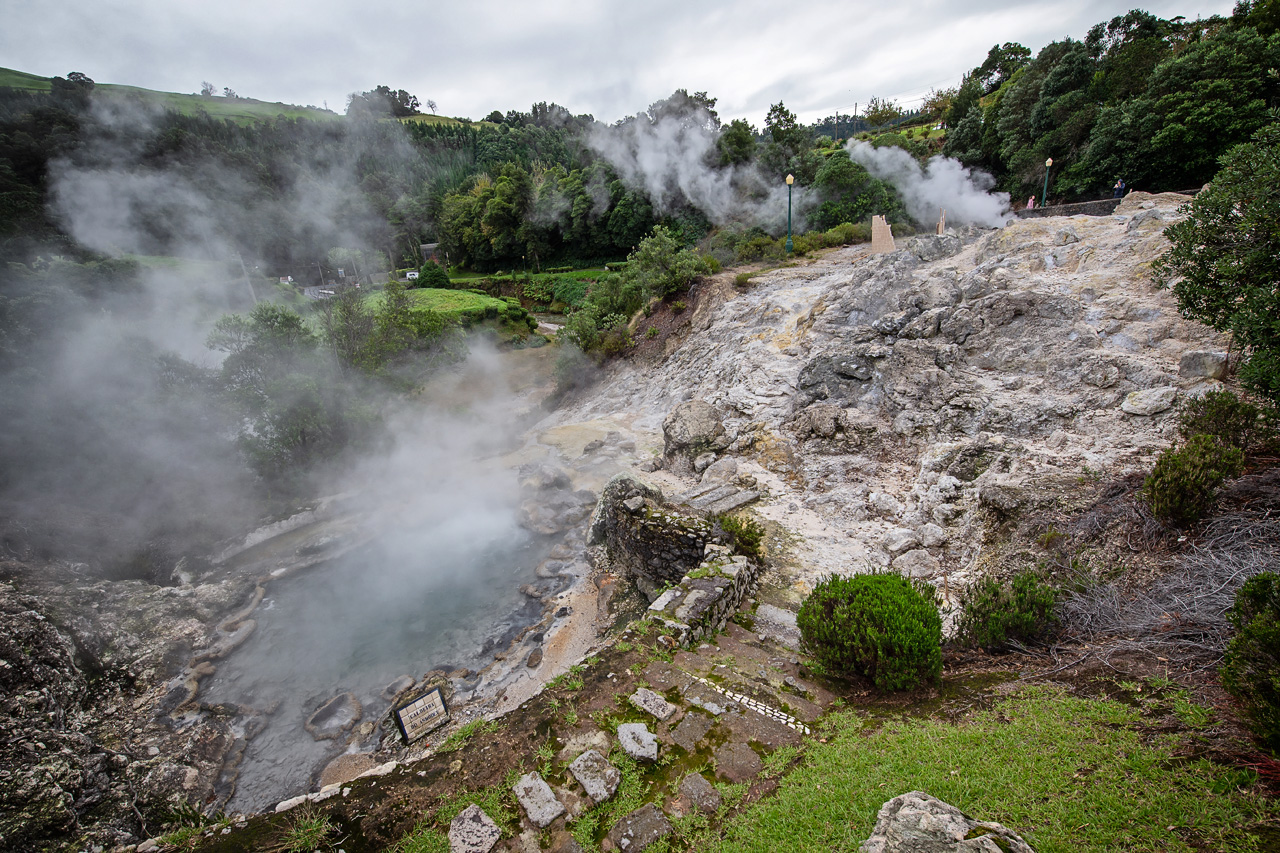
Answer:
(797, 573, 941, 691)
(1220, 572, 1280, 753)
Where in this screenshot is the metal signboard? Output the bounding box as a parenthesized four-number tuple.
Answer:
(392, 687, 450, 745)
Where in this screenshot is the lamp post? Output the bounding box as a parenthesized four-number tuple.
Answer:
(785, 174, 794, 254)
(1042, 157, 1053, 208)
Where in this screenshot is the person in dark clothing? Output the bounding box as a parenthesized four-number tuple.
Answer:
(1113, 178, 1126, 198)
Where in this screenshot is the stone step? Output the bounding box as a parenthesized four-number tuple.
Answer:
(677, 481, 726, 502)
(686, 484, 739, 510)
(705, 490, 760, 515)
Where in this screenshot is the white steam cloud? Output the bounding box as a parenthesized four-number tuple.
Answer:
(589, 111, 802, 232)
(847, 141, 1011, 228)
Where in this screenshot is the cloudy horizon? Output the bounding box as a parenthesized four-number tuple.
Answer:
(2, 1, 1237, 127)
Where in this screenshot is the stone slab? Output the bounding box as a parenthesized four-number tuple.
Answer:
(688, 484, 739, 509)
(671, 709, 714, 751)
(705, 490, 761, 515)
(568, 749, 620, 804)
(617, 722, 659, 762)
(513, 772, 565, 828)
(678, 772, 722, 815)
(449, 804, 502, 853)
(605, 803, 673, 853)
(630, 687, 677, 721)
(713, 742, 763, 783)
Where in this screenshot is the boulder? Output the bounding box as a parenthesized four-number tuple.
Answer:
(449, 803, 502, 853)
(1121, 387, 1177, 416)
(663, 400, 729, 470)
(883, 528, 920, 554)
(907, 234, 963, 262)
(859, 791, 1034, 853)
(700, 456, 739, 485)
(892, 549, 940, 578)
(1178, 350, 1228, 380)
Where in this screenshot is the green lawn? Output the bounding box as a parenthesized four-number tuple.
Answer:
(712, 686, 1276, 853)
(364, 287, 508, 318)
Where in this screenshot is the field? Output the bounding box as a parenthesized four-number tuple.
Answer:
(364, 286, 509, 319)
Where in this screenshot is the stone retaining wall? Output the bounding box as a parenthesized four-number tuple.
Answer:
(589, 473, 711, 589)
(646, 543, 762, 646)
(1015, 197, 1124, 219)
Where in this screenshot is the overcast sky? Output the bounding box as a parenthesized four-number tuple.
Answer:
(1, 0, 1237, 126)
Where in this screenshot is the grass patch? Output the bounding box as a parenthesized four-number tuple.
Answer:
(547, 663, 586, 692)
(712, 686, 1276, 852)
(438, 718, 498, 753)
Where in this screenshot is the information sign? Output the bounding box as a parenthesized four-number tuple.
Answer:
(392, 688, 450, 745)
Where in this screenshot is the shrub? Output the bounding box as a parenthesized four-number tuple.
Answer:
(672, 300, 687, 313)
(1178, 390, 1280, 455)
(551, 276, 589, 309)
(957, 571, 1057, 650)
(717, 514, 765, 560)
(416, 261, 451, 289)
(797, 573, 942, 691)
(645, 326, 659, 339)
(1220, 572, 1280, 753)
(1144, 434, 1245, 526)
(734, 272, 753, 288)
(521, 277, 554, 305)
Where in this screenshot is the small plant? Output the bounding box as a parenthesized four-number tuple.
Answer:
(672, 299, 687, 313)
(734, 272, 753, 287)
(1220, 571, 1280, 752)
(276, 810, 338, 853)
(439, 718, 498, 753)
(796, 573, 942, 691)
(1036, 525, 1065, 549)
(646, 325, 659, 339)
(1144, 434, 1245, 526)
(717, 513, 766, 560)
(547, 664, 585, 691)
(956, 570, 1058, 650)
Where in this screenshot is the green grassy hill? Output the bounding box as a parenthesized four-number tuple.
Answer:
(0, 66, 341, 124)
(0, 66, 491, 127)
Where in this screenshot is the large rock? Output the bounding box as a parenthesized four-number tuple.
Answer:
(859, 791, 1034, 853)
(678, 772, 721, 814)
(663, 400, 729, 471)
(449, 803, 502, 853)
(1121, 386, 1177, 416)
(1178, 350, 1228, 380)
(512, 772, 565, 828)
(892, 549, 940, 578)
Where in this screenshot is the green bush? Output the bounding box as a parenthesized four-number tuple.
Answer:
(521, 278, 554, 305)
(797, 573, 942, 691)
(717, 513, 765, 560)
(416, 261, 451, 289)
(1144, 434, 1245, 526)
(734, 272, 753, 287)
(551, 276, 589, 309)
(1220, 572, 1280, 753)
(1178, 390, 1279, 455)
(957, 571, 1057, 650)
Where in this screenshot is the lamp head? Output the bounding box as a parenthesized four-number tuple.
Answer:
(786, 174, 794, 185)
(1045, 158, 1054, 168)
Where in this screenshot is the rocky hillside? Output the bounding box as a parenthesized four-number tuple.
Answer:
(551, 191, 1226, 603)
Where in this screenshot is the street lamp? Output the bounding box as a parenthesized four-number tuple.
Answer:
(785, 174, 794, 254)
(1042, 158, 1053, 208)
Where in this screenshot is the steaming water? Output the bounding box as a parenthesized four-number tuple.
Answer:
(203, 512, 548, 813)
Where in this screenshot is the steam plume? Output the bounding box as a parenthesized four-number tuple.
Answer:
(847, 140, 1010, 228)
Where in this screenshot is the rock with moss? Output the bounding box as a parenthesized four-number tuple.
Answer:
(859, 791, 1034, 852)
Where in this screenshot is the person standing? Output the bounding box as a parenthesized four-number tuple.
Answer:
(1113, 178, 1126, 198)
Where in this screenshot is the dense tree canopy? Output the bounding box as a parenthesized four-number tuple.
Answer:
(1155, 120, 1280, 407)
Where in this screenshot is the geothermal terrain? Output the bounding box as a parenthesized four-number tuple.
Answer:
(2, 192, 1268, 851)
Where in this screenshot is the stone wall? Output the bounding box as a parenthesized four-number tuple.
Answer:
(588, 473, 711, 590)
(1015, 198, 1122, 219)
(646, 544, 762, 646)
